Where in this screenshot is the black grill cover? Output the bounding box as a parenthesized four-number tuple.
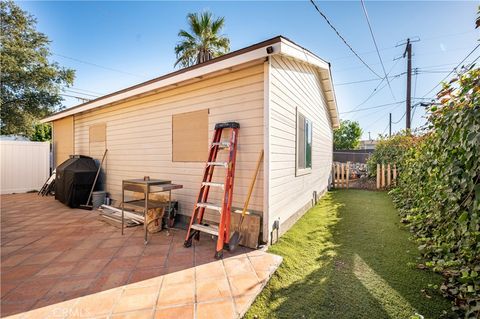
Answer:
(55, 155, 98, 208)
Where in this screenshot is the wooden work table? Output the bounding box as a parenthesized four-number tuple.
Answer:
(121, 178, 183, 244)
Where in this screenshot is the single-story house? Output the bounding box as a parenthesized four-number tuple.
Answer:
(42, 36, 340, 244)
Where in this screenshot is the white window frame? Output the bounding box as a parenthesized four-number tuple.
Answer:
(296, 108, 313, 176)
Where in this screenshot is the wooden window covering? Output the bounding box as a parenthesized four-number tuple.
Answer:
(172, 109, 208, 162)
(89, 123, 106, 143)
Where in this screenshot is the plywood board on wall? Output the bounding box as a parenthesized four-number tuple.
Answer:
(172, 109, 208, 162)
(53, 116, 74, 167)
(231, 211, 261, 249)
(89, 123, 106, 143)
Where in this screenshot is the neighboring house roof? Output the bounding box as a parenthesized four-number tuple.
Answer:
(359, 139, 378, 150)
(42, 36, 339, 127)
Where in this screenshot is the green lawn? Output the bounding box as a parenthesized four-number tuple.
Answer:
(245, 190, 450, 319)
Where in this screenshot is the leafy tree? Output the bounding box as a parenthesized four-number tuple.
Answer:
(174, 11, 230, 68)
(30, 123, 51, 142)
(333, 120, 362, 150)
(0, 0, 74, 138)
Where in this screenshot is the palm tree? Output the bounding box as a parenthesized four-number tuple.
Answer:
(174, 11, 230, 68)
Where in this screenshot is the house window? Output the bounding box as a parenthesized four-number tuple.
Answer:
(172, 109, 208, 162)
(296, 110, 312, 175)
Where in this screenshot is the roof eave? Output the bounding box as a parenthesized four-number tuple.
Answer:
(42, 37, 283, 123)
(42, 36, 339, 128)
(278, 38, 339, 128)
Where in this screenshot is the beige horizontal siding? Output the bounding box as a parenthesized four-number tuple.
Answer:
(53, 116, 74, 167)
(73, 62, 265, 222)
(268, 55, 333, 234)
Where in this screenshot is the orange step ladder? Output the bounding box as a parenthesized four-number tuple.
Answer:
(184, 122, 240, 259)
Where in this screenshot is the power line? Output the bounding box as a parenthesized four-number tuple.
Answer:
(309, 0, 382, 79)
(346, 59, 402, 113)
(411, 104, 419, 125)
(330, 30, 476, 62)
(413, 68, 419, 106)
(361, 102, 401, 132)
(340, 101, 405, 114)
(417, 62, 458, 70)
(70, 87, 106, 96)
(410, 69, 419, 126)
(416, 70, 452, 74)
(53, 53, 147, 79)
(60, 93, 91, 102)
(420, 43, 480, 98)
(335, 77, 379, 86)
(360, 0, 396, 100)
(334, 71, 406, 86)
(381, 121, 390, 135)
(392, 111, 406, 124)
(467, 54, 480, 68)
(333, 67, 452, 86)
(64, 89, 99, 98)
(334, 69, 450, 86)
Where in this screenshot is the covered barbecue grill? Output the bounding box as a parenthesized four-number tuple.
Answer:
(55, 155, 98, 208)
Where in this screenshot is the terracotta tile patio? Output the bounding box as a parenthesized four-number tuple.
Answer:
(1, 193, 282, 318)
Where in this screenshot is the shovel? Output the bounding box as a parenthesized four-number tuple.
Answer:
(229, 149, 264, 251)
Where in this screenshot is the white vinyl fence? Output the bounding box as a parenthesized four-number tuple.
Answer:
(0, 141, 50, 194)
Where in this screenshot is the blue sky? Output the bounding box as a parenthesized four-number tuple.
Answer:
(18, 1, 479, 139)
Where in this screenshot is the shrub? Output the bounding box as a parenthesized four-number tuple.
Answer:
(390, 66, 480, 317)
(366, 133, 418, 176)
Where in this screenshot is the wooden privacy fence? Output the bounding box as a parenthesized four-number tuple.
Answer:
(376, 163, 397, 189)
(332, 162, 350, 189)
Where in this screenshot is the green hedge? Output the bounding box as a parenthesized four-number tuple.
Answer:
(378, 67, 479, 317)
(366, 133, 417, 177)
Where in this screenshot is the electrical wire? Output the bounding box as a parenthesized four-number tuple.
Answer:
(361, 102, 401, 132)
(309, 0, 382, 79)
(333, 68, 452, 87)
(53, 53, 147, 79)
(340, 101, 405, 114)
(60, 93, 91, 102)
(334, 77, 379, 86)
(411, 70, 419, 123)
(413, 68, 419, 98)
(63, 89, 99, 98)
(360, 0, 396, 100)
(334, 71, 407, 86)
(420, 43, 480, 98)
(330, 30, 476, 62)
(346, 59, 401, 113)
(381, 121, 390, 135)
(467, 54, 480, 68)
(391, 111, 406, 124)
(416, 70, 452, 74)
(70, 87, 105, 96)
(416, 62, 458, 70)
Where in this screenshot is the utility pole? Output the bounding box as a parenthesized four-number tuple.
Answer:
(389, 113, 392, 137)
(368, 131, 371, 140)
(403, 38, 412, 130)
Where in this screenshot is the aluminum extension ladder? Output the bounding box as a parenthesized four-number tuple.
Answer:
(184, 122, 240, 259)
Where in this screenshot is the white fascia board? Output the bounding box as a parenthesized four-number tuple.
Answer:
(42, 42, 281, 123)
(327, 68, 340, 128)
(279, 38, 330, 70)
(279, 38, 340, 128)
